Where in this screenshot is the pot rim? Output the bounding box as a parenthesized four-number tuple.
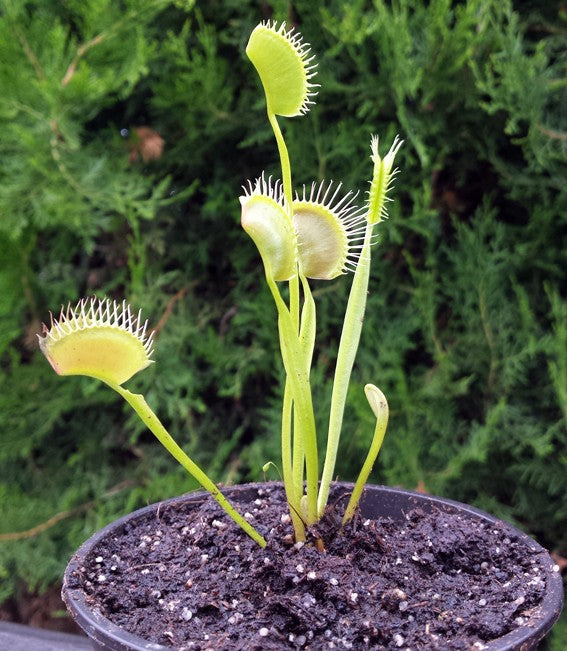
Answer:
(62, 482, 564, 651)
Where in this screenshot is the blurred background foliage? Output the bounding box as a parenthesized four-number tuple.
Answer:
(0, 0, 565, 641)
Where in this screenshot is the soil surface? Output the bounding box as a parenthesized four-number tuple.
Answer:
(67, 484, 551, 650)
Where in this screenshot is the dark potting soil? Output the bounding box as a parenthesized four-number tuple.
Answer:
(69, 484, 550, 650)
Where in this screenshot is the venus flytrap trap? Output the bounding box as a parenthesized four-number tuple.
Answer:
(38, 21, 403, 549)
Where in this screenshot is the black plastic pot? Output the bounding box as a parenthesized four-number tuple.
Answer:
(62, 483, 563, 650)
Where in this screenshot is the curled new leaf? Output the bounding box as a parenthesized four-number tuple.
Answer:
(342, 384, 389, 525)
(38, 298, 154, 386)
(364, 383, 389, 421)
(293, 182, 367, 280)
(240, 176, 297, 281)
(246, 21, 318, 117)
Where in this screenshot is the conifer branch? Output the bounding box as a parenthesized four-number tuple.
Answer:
(537, 124, 567, 141)
(62, 33, 107, 87)
(152, 284, 197, 337)
(15, 26, 45, 80)
(0, 480, 135, 542)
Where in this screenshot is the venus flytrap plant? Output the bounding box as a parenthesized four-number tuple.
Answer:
(242, 21, 403, 538)
(39, 22, 403, 549)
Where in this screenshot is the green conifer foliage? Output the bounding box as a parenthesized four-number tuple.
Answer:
(0, 1, 565, 641)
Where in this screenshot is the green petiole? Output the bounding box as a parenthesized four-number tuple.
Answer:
(109, 382, 267, 548)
